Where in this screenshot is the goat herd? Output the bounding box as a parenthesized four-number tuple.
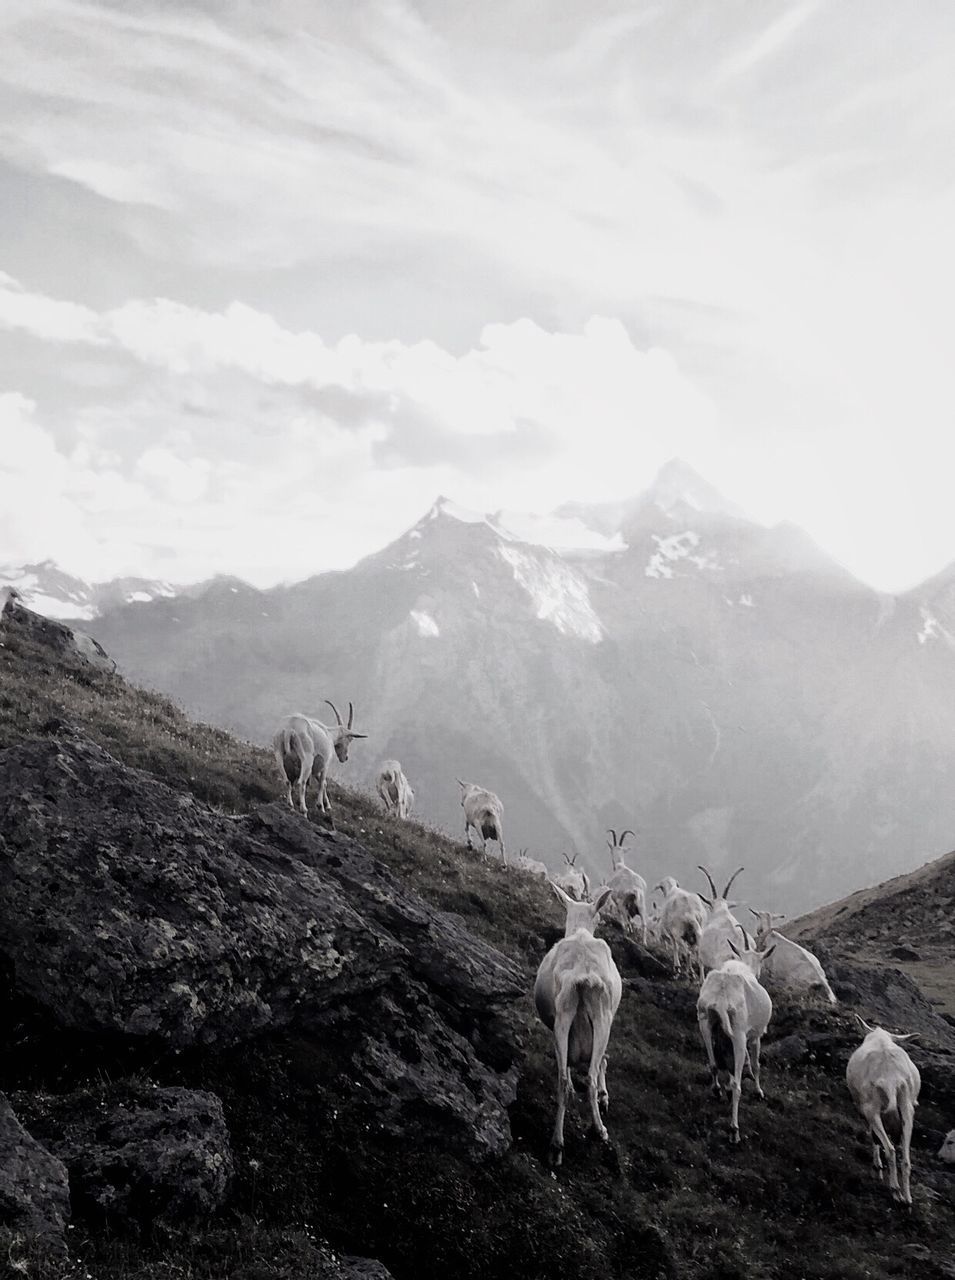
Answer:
(272, 704, 944, 1208)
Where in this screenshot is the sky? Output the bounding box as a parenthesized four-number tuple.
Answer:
(2, 0, 955, 590)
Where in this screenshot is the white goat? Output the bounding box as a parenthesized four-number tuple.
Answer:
(602, 829, 648, 943)
(749, 910, 837, 1005)
(697, 865, 749, 972)
(654, 877, 707, 979)
(456, 779, 506, 865)
(534, 883, 622, 1166)
(697, 932, 775, 1143)
(514, 848, 549, 879)
(846, 1016, 921, 1206)
(938, 1130, 955, 1164)
(273, 701, 367, 818)
(376, 759, 414, 820)
(553, 852, 590, 902)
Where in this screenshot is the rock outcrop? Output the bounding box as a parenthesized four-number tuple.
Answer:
(0, 728, 523, 1166)
(14, 1084, 232, 1230)
(2, 590, 116, 673)
(0, 1094, 70, 1242)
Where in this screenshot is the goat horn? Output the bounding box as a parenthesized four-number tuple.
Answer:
(722, 866, 745, 898)
(697, 865, 718, 898)
(606, 828, 618, 847)
(325, 700, 344, 727)
(347, 701, 355, 729)
(619, 829, 635, 845)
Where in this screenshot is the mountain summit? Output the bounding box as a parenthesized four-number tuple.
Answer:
(639, 457, 747, 521)
(554, 457, 746, 540)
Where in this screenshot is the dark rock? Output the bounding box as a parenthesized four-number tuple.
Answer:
(763, 1033, 810, 1065)
(604, 932, 671, 979)
(322, 985, 517, 1158)
(0, 732, 404, 1047)
(338, 1257, 395, 1279)
(251, 803, 523, 1014)
(890, 945, 922, 962)
(0, 1093, 70, 1242)
(17, 1084, 231, 1230)
(0, 731, 523, 1161)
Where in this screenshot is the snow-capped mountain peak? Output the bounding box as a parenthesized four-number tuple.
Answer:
(0, 561, 178, 620)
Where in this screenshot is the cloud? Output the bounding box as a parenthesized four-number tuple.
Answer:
(0, 274, 717, 581)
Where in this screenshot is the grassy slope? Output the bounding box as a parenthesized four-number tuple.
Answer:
(2, 618, 955, 1280)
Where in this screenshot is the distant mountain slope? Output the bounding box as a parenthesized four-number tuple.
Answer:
(0, 560, 179, 620)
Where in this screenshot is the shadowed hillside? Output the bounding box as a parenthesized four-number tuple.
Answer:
(1, 609, 955, 1280)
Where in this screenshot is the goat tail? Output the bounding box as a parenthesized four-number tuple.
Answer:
(683, 919, 701, 949)
(710, 997, 734, 1044)
(277, 726, 308, 782)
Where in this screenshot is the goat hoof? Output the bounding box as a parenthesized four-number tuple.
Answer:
(548, 1144, 564, 1168)
(730, 1130, 741, 1145)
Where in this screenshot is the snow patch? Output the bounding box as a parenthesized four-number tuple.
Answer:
(739, 593, 755, 608)
(127, 591, 152, 603)
(492, 509, 626, 554)
(410, 609, 440, 637)
(645, 530, 723, 579)
(471, 582, 480, 598)
(498, 546, 603, 643)
(408, 529, 421, 540)
(918, 608, 947, 645)
(22, 593, 96, 621)
(645, 531, 702, 579)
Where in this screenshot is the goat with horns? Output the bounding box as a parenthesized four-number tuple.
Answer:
(273, 701, 367, 820)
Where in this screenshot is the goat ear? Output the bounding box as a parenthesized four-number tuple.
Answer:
(761, 944, 776, 960)
(892, 1032, 919, 1043)
(593, 886, 613, 915)
(347, 732, 368, 740)
(550, 881, 574, 907)
(853, 1013, 875, 1034)
(774, 913, 786, 920)
(748, 907, 759, 918)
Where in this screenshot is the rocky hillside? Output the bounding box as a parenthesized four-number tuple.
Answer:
(2, 579, 955, 1280)
(792, 848, 955, 1019)
(76, 459, 955, 917)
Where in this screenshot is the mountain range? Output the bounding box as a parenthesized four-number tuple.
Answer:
(6, 458, 955, 915)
